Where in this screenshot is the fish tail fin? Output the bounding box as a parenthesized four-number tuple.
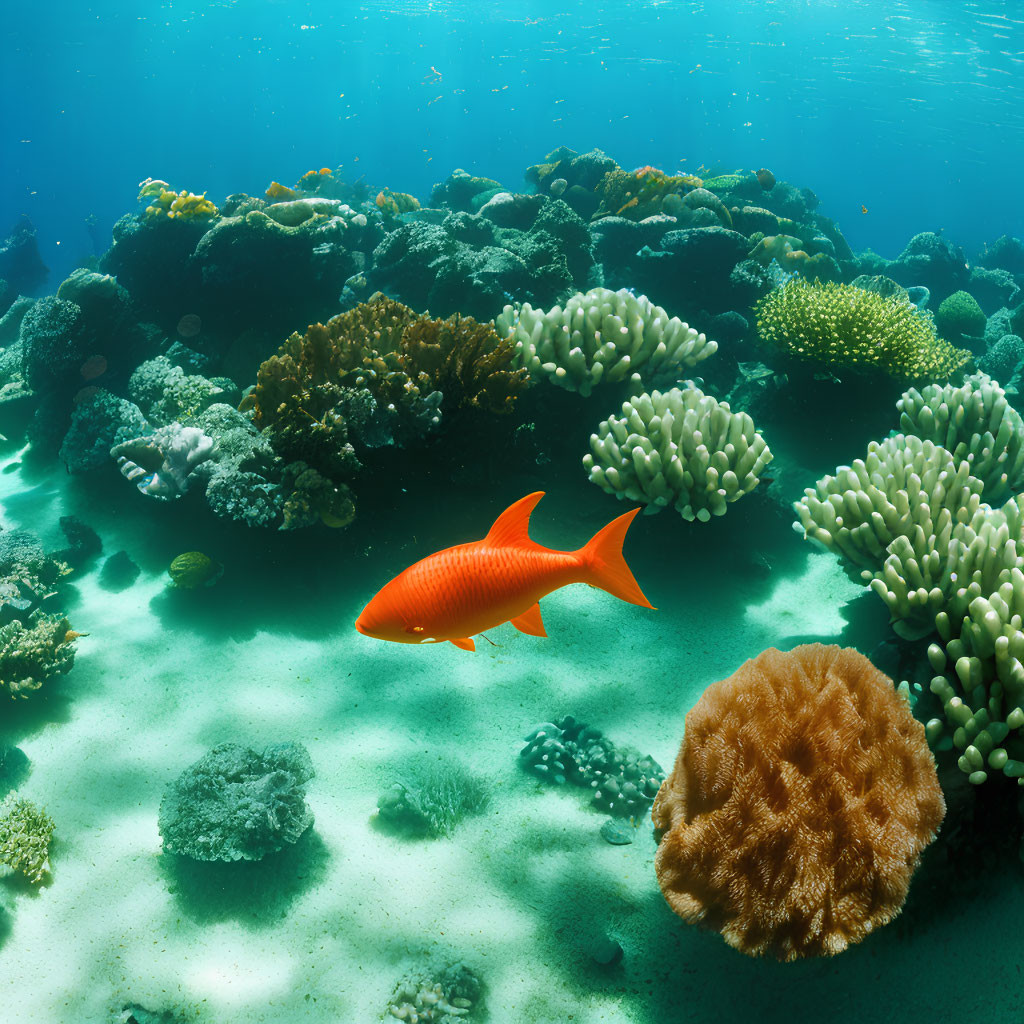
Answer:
(578, 507, 655, 609)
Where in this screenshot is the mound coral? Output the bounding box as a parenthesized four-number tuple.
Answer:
(158, 741, 315, 861)
(653, 644, 945, 960)
(755, 278, 971, 379)
(0, 795, 55, 883)
(497, 288, 717, 396)
(935, 289, 986, 339)
(584, 386, 772, 522)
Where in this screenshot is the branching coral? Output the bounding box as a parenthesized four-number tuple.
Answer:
(0, 795, 55, 883)
(0, 610, 78, 699)
(246, 295, 529, 485)
(584, 386, 772, 522)
(755, 278, 971, 379)
(497, 287, 716, 396)
(653, 644, 945, 960)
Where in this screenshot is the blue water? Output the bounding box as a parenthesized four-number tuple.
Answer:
(4, 0, 1023, 288)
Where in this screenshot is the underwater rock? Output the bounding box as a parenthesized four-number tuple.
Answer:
(57, 514, 102, 566)
(158, 741, 315, 862)
(60, 389, 148, 474)
(890, 230, 970, 305)
(0, 217, 48, 296)
(100, 550, 140, 592)
(599, 818, 635, 845)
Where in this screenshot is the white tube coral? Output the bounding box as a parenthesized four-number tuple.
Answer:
(583, 386, 772, 522)
(898, 372, 1024, 504)
(496, 287, 716, 396)
(793, 435, 985, 572)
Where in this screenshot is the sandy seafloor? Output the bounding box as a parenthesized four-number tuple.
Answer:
(1, 440, 1021, 1024)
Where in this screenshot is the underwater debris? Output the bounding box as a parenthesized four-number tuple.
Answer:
(653, 644, 944, 960)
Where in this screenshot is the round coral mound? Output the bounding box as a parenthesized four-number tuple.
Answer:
(652, 644, 945, 960)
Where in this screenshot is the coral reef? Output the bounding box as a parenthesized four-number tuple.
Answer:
(0, 795, 55, 883)
(138, 179, 219, 222)
(653, 645, 944, 960)
(755, 278, 970, 379)
(520, 715, 664, 819)
(935, 289, 987, 340)
(158, 742, 314, 861)
(497, 287, 717, 396)
(584, 386, 772, 521)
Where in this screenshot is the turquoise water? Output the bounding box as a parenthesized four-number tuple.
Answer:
(2, 3, 1024, 1022)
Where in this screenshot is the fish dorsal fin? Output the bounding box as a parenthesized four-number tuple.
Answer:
(484, 491, 545, 548)
(449, 636, 476, 651)
(510, 603, 547, 637)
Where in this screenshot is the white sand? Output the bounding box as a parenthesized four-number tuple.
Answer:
(2, 453, 1016, 1023)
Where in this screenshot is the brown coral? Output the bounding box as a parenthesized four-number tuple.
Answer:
(652, 644, 945, 961)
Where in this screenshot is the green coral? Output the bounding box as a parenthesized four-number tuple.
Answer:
(897, 372, 1024, 504)
(935, 289, 987, 339)
(584, 386, 772, 522)
(0, 611, 79, 699)
(755, 278, 971, 379)
(0, 795, 54, 883)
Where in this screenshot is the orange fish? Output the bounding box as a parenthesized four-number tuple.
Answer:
(355, 492, 654, 651)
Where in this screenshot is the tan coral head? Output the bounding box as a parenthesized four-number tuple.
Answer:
(652, 643, 945, 960)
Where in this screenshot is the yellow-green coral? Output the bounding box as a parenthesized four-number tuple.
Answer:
(138, 178, 219, 222)
(0, 795, 54, 883)
(756, 279, 971, 379)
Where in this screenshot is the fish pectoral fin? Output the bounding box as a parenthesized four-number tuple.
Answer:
(510, 603, 547, 637)
(449, 637, 476, 651)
